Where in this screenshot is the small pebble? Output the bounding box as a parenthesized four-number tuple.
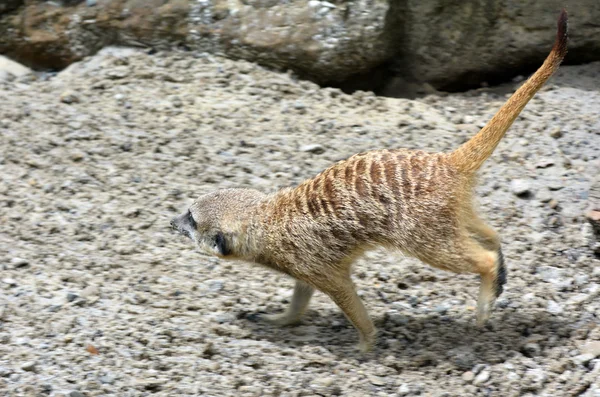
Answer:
(10, 258, 29, 268)
(549, 127, 563, 138)
(581, 341, 600, 358)
(300, 144, 326, 154)
(434, 304, 449, 314)
(99, 375, 116, 384)
(462, 371, 475, 382)
(548, 182, 564, 191)
(386, 310, 409, 326)
(473, 370, 490, 386)
(521, 342, 541, 357)
(397, 384, 411, 396)
(571, 353, 595, 366)
(206, 280, 224, 292)
(510, 179, 532, 197)
(2, 278, 17, 286)
(523, 368, 547, 390)
(66, 292, 79, 302)
(537, 190, 553, 203)
(80, 285, 100, 298)
(368, 375, 387, 386)
(60, 91, 80, 104)
(214, 313, 235, 324)
(293, 101, 306, 110)
(536, 266, 564, 283)
(547, 300, 563, 314)
(536, 158, 555, 168)
(20, 361, 36, 372)
(313, 377, 334, 387)
(377, 272, 390, 281)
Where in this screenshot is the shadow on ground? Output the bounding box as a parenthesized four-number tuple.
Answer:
(237, 306, 577, 367)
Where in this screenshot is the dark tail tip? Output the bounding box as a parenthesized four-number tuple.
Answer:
(495, 247, 507, 298)
(554, 9, 568, 58)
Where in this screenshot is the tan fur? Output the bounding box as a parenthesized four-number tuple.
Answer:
(171, 11, 568, 352)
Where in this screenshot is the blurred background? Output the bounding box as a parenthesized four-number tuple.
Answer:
(2, 1, 600, 96)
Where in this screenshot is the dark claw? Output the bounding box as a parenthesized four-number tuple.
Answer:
(245, 311, 267, 322)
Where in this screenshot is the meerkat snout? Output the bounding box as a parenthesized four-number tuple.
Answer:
(171, 10, 568, 353)
(170, 210, 196, 239)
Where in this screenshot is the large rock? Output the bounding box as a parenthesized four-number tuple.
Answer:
(394, 1, 600, 90)
(0, 55, 31, 81)
(0, 0, 192, 70)
(0, 0, 400, 84)
(0, 1, 599, 89)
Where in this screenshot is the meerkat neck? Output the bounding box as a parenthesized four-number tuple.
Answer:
(229, 195, 275, 262)
(240, 188, 294, 266)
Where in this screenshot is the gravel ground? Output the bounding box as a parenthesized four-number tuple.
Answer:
(0, 48, 599, 397)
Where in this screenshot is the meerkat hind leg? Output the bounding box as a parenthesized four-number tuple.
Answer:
(423, 236, 504, 326)
(470, 244, 504, 326)
(260, 280, 315, 326)
(466, 215, 501, 251)
(464, 218, 506, 325)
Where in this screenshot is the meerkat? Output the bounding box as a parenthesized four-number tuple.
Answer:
(171, 10, 568, 352)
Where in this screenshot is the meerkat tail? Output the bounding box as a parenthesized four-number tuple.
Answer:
(449, 9, 568, 173)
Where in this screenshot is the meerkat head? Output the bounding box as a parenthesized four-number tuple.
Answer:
(170, 188, 267, 259)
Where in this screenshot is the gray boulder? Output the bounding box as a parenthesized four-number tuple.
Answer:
(0, 1, 599, 89)
(393, 1, 600, 90)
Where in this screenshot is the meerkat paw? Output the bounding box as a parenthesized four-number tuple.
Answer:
(357, 331, 377, 353)
(476, 302, 492, 327)
(358, 341, 374, 353)
(256, 312, 302, 326)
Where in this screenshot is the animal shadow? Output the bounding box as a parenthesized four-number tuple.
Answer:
(239, 307, 577, 367)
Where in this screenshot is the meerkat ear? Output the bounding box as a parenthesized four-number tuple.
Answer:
(214, 231, 232, 256)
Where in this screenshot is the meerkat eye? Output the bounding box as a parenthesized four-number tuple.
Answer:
(187, 210, 197, 229)
(214, 232, 231, 256)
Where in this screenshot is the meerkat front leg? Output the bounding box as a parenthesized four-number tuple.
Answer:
(260, 280, 315, 326)
(317, 276, 377, 353)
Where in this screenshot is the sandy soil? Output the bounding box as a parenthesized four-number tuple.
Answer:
(0, 48, 599, 396)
